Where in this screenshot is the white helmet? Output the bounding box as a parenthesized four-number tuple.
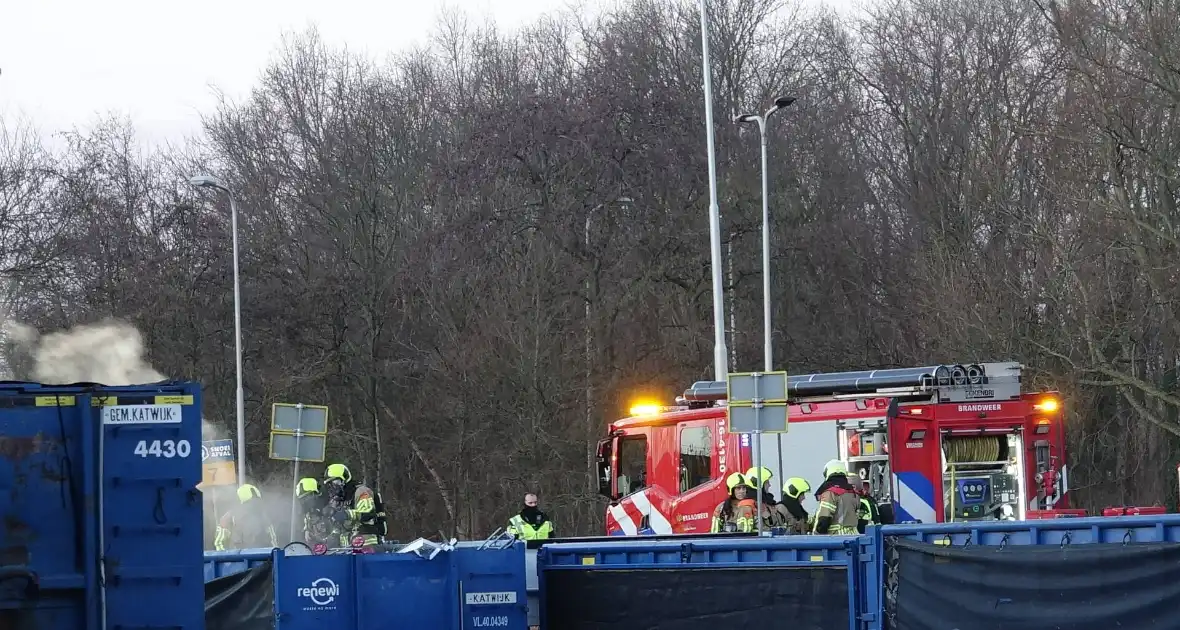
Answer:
(823, 459, 848, 478)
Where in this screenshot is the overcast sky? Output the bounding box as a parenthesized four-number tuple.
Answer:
(0, 0, 852, 148)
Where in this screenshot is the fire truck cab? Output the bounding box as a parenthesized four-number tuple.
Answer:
(597, 362, 1069, 535)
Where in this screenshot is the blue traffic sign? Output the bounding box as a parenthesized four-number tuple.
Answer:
(201, 439, 234, 463)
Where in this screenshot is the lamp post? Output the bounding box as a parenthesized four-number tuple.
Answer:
(697, 0, 728, 382)
(189, 174, 247, 486)
(736, 97, 796, 532)
(735, 96, 796, 372)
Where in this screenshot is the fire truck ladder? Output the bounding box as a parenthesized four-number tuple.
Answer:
(677, 361, 1025, 406)
(676, 362, 1027, 514)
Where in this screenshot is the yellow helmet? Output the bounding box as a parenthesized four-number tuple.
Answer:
(746, 467, 773, 487)
(325, 463, 352, 483)
(725, 472, 748, 492)
(822, 459, 847, 479)
(296, 477, 320, 498)
(236, 484, 261, 504)
(783, 477, 811, 499)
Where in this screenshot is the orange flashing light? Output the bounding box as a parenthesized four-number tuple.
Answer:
(1034, 398, 1060, 414)
(629, 402, 663, 417)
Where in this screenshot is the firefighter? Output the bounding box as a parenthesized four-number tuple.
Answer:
(745, 466, 781, 529)
(322, 463, 387, 547)
(507, 493, 555, 540)
(711, 472, 755, 533)
(855, 479, 882, 533)
(812, 460, 862, 535)
(775, 477, 812, 534)
(214, 484, 278, 550)
(295, 477, 334, 548)
(745, 466, 776, 500)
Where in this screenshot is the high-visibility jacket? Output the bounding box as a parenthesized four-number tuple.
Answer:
(332, 483, 386, 547)
(214, 500, 278, 550)
(508, 514, 554, 540)
(813, 486, 861, 535)
(710, 499, 756, 533)
(857, 495, 880, 533)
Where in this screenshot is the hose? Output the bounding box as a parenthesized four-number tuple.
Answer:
(944, 436, 1003, 463)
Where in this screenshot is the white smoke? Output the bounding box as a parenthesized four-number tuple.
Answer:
(4, 318, 165, 385)
(0, 318, 308, 547)
(2, 317, 223, 440)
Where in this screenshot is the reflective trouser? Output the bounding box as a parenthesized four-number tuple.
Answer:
(340, 533, 381, 547)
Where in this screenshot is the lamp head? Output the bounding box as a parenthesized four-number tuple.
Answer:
(189, 174, 228, 190)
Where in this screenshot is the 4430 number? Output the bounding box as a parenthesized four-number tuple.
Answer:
(134, 439, 192, 458)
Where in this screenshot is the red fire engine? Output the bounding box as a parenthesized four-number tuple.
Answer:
(597, 362, 1070, 535)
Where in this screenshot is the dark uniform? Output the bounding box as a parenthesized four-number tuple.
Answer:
(295, 477, 336, 548)
(323, 463, 387, 547)
(855, 481, 881, 533)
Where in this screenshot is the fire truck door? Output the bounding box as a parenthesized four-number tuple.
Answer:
(888, 413, 939, 523)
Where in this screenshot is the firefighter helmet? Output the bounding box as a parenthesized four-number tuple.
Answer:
(296, 477, 320, 498)
(725, 472, 748, 492)
(783, 477, 811, 499)
(237, 484, 262, 503)
(822, 459, 847, 479)
(745, 466, 773, 487)
(325, 463, 352, 483)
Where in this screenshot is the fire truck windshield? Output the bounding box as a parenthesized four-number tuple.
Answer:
(616, 435, 647, 497)
(596, 438, 613, 498)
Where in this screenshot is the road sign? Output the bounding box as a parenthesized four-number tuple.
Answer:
(268, 402, 331, 541)
(199, 438, 236, 487)
(269, 432, 327, 462)
(726, 371, 789, 433)
(268, 402, 330, 463)
(271, 403, 329, 434)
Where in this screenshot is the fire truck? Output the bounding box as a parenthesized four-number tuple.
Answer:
(597, 362, 1070, 535)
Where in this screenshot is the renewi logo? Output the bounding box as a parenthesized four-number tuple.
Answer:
(298, 577, 339, 608)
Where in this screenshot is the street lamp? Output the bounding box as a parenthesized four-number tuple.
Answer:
(189, 174, 247, 487)
(697, 0, 728, 383)
(734, 95, 796, 372)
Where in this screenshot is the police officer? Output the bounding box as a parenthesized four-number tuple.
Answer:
(214, 484, 278, 550)
(507, 493, 555, 540)
(323, 463, 387, 547)
(711, 473, 755, 533)
(812, 460, 862, 535)
(775, 477, 812, 534)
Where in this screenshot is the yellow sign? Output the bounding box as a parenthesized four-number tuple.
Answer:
(200, 461, 237, 488)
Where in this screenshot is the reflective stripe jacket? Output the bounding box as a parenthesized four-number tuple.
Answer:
(813, 486, 861, 535)
(508, 514, 554, 540)
(710, 500, 755, 533)
(214, 500, 278, 550)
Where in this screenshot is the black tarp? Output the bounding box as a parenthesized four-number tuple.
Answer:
(884, 537, 1180, 630)
(205, 561, 274, 630)
(545, 566, 850, 629)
